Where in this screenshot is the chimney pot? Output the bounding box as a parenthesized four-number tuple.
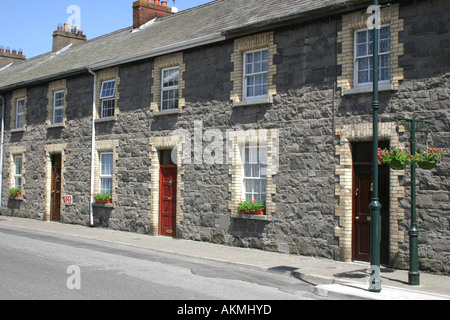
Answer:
(0, 46, 4, 53)
(64, 23, 69, 32)
(12, 49, 17, 55)
(162, 1, 167, 6)
(57, 23, 63, 31)
(18, 49, 23, 55)
(6, 47, 10, 53)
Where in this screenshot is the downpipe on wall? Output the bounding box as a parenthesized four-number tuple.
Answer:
(87, 69, 97, 227)
(0, 95, 4, 210)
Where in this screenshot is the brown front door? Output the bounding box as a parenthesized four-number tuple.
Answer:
(159, 151, 177, 237)
(352, 142, 390, 264)
(354, 166, 372, 262)
(50, 154, 62, 222)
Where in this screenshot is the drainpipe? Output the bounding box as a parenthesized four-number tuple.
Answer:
(0, 95, 4, 210)
(87, 69, 96, 227)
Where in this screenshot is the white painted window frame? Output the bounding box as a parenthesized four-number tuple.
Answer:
(53, 90, 65, 124)
(100, 80, 116, 118)
(161, 66, 180, 111)
(354, 24, 391, 88)
(243, 48, 269, 101)
(99, 152, 113, 195)
(14, 155, 23, 189)
(241, 144, 267, 202)
(16, 98, 25, 129)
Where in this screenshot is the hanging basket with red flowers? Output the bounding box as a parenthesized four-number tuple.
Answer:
(378, 147, 414, 170)
(415, 147, 444, 170)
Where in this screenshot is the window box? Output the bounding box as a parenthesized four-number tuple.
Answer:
(8, 188, 23, 200)
(93, 202, 114, 208)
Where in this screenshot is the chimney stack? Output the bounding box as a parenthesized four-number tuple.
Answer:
(0, 46, 26, 68)
(52, 23, 87, 52)
(133, 0, 172, 29)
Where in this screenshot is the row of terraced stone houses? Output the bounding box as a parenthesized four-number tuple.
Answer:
(0, 0, 448, 274)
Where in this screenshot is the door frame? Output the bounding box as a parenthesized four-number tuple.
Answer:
(149, 136, 186, 237)
(334, 122, 406, 267)
(45, 144, 67, 222)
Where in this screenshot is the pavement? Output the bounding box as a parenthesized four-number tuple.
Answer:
(1, 216, 449, 300)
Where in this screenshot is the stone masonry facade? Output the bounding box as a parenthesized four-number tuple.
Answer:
(1, 0, 449, 275)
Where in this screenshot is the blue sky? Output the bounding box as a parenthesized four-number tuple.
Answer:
(0, 0, 212, 58)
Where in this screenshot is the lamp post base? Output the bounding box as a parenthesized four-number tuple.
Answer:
(408, 272, 420, 286)
(369, 265, 382, 292)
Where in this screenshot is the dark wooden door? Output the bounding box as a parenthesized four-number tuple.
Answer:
(159, 165, 177, 237)
(354, 166, 372, 262)
(51, 154, 62, 222)
(352, 142, 390, 264)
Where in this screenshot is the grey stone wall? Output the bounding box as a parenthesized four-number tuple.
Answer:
(1, 0, 448, 275)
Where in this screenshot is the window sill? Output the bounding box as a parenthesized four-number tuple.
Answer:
(46, 123, 65, 129)
(231, 213, 270, 221)
(233, 97, 272, 108)
(95, 116, 116, 123)
(9, 196, 24, 201)
(152, 109, 181, 117)
(92, 202, 115, 209)
(11, 128, 26, 133)
(343, 84, 396, 96)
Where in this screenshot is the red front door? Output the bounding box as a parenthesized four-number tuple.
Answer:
(159, 165, 177, 237)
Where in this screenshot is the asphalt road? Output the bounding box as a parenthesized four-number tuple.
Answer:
(0, 226, 325, 301)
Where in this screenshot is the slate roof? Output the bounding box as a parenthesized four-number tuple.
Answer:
(0, 0, 365, 92)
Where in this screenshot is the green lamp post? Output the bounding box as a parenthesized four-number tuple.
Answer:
(368, 0, 385, 293)
(395, 117, 431, 286)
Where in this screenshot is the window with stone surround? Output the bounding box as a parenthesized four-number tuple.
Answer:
(161, 67, 179, 111)
(354, 25, 391, 87)
(337, 3, 404, 95)
(53, 90, 65, 124)
(151, 53, 185, 114)
(15, 99, 25, 129)
(9, 146, 26, 194)
(99, 152, 113, 195)
(100, 80, 116, 118)
(242, 145, 267, 202)
(243, 49, 269, 101)
(228, 129, 278, 220)
(47, 79, 67, 127)
(94, 140, 118, 202)
(13, 155, 23, 189)
(95, 68, 120, 121)
(230, 32, 277, 106)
